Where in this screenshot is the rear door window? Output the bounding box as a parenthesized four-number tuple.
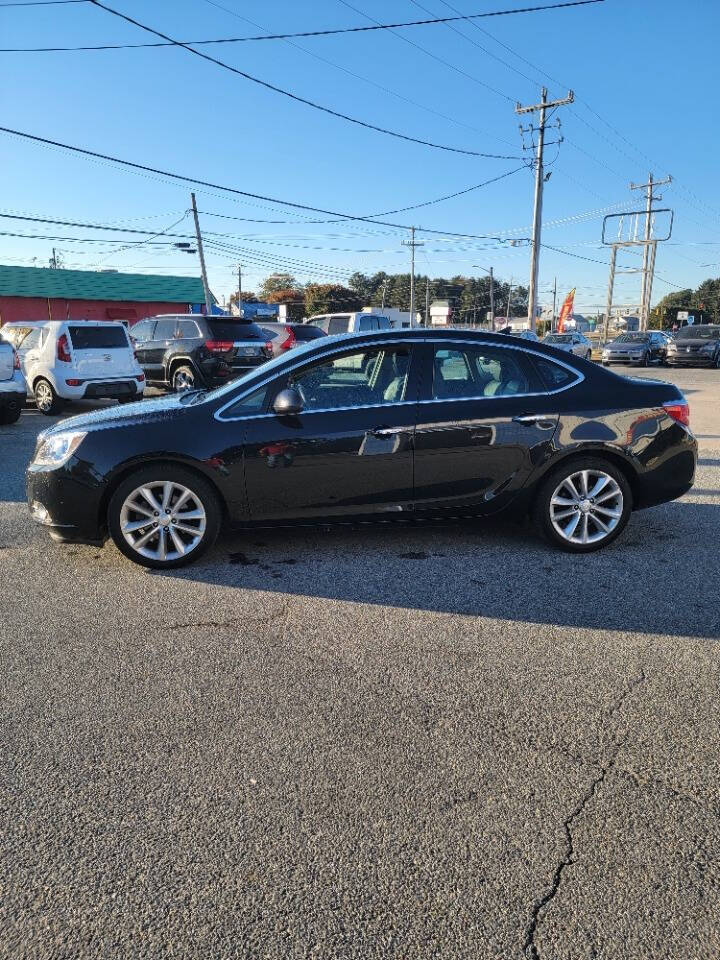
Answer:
(358, 316, 376, 332)
(432, 344, 538, 399)
(68, 325, 129, 350)
(328, 316, 351, 334)
(152, 319, 178, 341)
(175, 320, 201, 339)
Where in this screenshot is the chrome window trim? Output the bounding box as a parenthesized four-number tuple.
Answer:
(212, 336, 584, 422)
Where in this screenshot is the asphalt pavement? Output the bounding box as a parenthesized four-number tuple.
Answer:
(1, 367, 718, 960)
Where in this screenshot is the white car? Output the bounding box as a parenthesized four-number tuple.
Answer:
(0, 320, 145, 415)
(542, 332, 593, 360)
(0, 339, 27, 424)
(305, 312, 393, 334)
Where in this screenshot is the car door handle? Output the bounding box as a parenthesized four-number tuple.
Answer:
(368, 425, 408, 437)
(513, 414, 558, 428)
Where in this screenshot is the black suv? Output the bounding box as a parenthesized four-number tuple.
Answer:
(130, 314, 272, 391)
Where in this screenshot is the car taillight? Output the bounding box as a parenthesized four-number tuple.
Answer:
(204, 339, 234, 353)
(13, 350, 20, 370)
(279, 327, 296, 351)
(136, 373, 145, 382)
(663, 401, 690, 427)
(57, 333, 72, 363)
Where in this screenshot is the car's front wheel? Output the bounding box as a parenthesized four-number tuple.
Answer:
(533, 458, 632, 553)
(34, 377, 64, 415)
(108, 466, 221, 568)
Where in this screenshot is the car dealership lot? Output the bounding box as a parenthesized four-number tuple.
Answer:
(1, 367, 719, 959)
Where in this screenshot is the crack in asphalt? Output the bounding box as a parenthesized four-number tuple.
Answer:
(522, 668, 647, 960)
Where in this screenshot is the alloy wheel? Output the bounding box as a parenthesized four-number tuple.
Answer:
(173, 368, 195, 391)
(119, 480, 207, 562)
(549, 469, 623, 546)
(35, 380, 53, 412)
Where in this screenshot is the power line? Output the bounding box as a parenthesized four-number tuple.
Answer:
(0, 0, 85, 6)
(368, 166, 528, 216)
(85, 0, 523, 159)
(0, 124, 532, 240)
(0, 0, 605, 48)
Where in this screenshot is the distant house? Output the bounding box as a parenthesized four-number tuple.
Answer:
(0, 264, 209, 326)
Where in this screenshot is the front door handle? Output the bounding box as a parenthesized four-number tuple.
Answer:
(513, 414, 558, 429)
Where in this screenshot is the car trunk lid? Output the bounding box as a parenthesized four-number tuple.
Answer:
(67, 324, 136, 378)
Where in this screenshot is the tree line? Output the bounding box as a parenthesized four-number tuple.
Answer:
(652, 278, 720, 326)
(229, 271, 529, 323)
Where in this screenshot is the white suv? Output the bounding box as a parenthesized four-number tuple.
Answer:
(0, 321, 145, 414)
(0, 339, 27, 424)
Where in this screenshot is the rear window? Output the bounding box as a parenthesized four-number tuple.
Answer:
(293, 325, 326, 341)
(68, 325, 129, 349)
(207, 320, 264, 341)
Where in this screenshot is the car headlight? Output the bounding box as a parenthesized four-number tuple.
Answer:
(33, 431, 87, 468)
(701, 343, 715, 353)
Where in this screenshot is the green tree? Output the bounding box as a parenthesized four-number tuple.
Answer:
(304, 284, 361, 317)
(228, 290, 257, 311)
(259, 273, 297, 300)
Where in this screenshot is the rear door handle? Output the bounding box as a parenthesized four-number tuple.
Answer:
(513, 414, 558, 429)
(369, 425, 408, 437)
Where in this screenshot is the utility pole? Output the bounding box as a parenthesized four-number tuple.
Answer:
(381, 278, 388, 309)
(237, 263, 242, 318)
(425, 277, 430, 327)
(516, 87, 574, 332)
(489, 267, 495, 329)
(190, 192, 213, 317)
(402, 226, 424, 328)
(552, 276, 557, 332)
(630, 173, 672, 329)
(507, 277, 513, 325)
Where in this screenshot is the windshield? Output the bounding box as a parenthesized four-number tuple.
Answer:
(676, 325, 720, 340)
(615, 333, 648, 343)
(544, 334, 572, 343)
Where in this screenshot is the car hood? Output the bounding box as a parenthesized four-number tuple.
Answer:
(606, 341, 646, 351)
(40, 393, 188, 437)
(670, 338, 717, 347)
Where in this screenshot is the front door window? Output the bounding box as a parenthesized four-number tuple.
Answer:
(290, 346, 411, 410)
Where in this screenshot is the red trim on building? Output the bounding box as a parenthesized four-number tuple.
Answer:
(0, 297, 191, 326)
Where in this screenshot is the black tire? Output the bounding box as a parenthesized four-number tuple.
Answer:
(34, 377, 64, 415)
(714, 352, 720, 369)
(171, 364, 199, 393)
(0, 401, 22, 424)
(107, 465, 222, 569)
(117, 395, 140, 405)
(532, 456, 633, 554)
(640, 352, 650, 367)
(585, 350, 592, 361)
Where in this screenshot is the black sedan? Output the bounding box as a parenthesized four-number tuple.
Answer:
(601, 331, 668, 366)
(665, 324, 720, 367)
(26, 330, 696, 568)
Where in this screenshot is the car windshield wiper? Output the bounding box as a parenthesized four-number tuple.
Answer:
(179, 388, 210, 405)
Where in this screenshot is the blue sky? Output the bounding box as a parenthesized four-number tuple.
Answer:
(3, 0, 720, 313)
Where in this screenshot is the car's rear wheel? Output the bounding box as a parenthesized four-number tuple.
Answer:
(0, 401, 22, 424)
(172, 364, 198, 392)
(108, 466, 221, 568)
(641, 351, 650, 367)
(34, 377, 64, 415)
(533, 458, 632, 553)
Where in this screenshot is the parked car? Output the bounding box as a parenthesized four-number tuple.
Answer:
(306, 312, 393, 334)
(27, 329, 696, 569)
(542, 332, 592, 359)
(259, 322, 326, 358)
(665, 324, 720, 367)
(130, 314, 273, 391)
(0, 320, 144, 415)
(601, 331, 668, 367)
(0, 339, 27, 424)
(514, 330, 540, 341)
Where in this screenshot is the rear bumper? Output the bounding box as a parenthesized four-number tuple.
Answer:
(0, 388, 25, 410)
(55, 376, 145, 401)
(633, 428, 698, 509)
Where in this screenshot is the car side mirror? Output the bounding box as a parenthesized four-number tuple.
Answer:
(273, 387, 304, 416)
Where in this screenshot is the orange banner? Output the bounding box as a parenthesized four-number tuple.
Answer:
(557, 288, 575, 332)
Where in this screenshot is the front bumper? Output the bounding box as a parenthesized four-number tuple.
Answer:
(26, 463, 106, 544)
(666, 354, 716, 366)
(602, 353, 646, 364)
